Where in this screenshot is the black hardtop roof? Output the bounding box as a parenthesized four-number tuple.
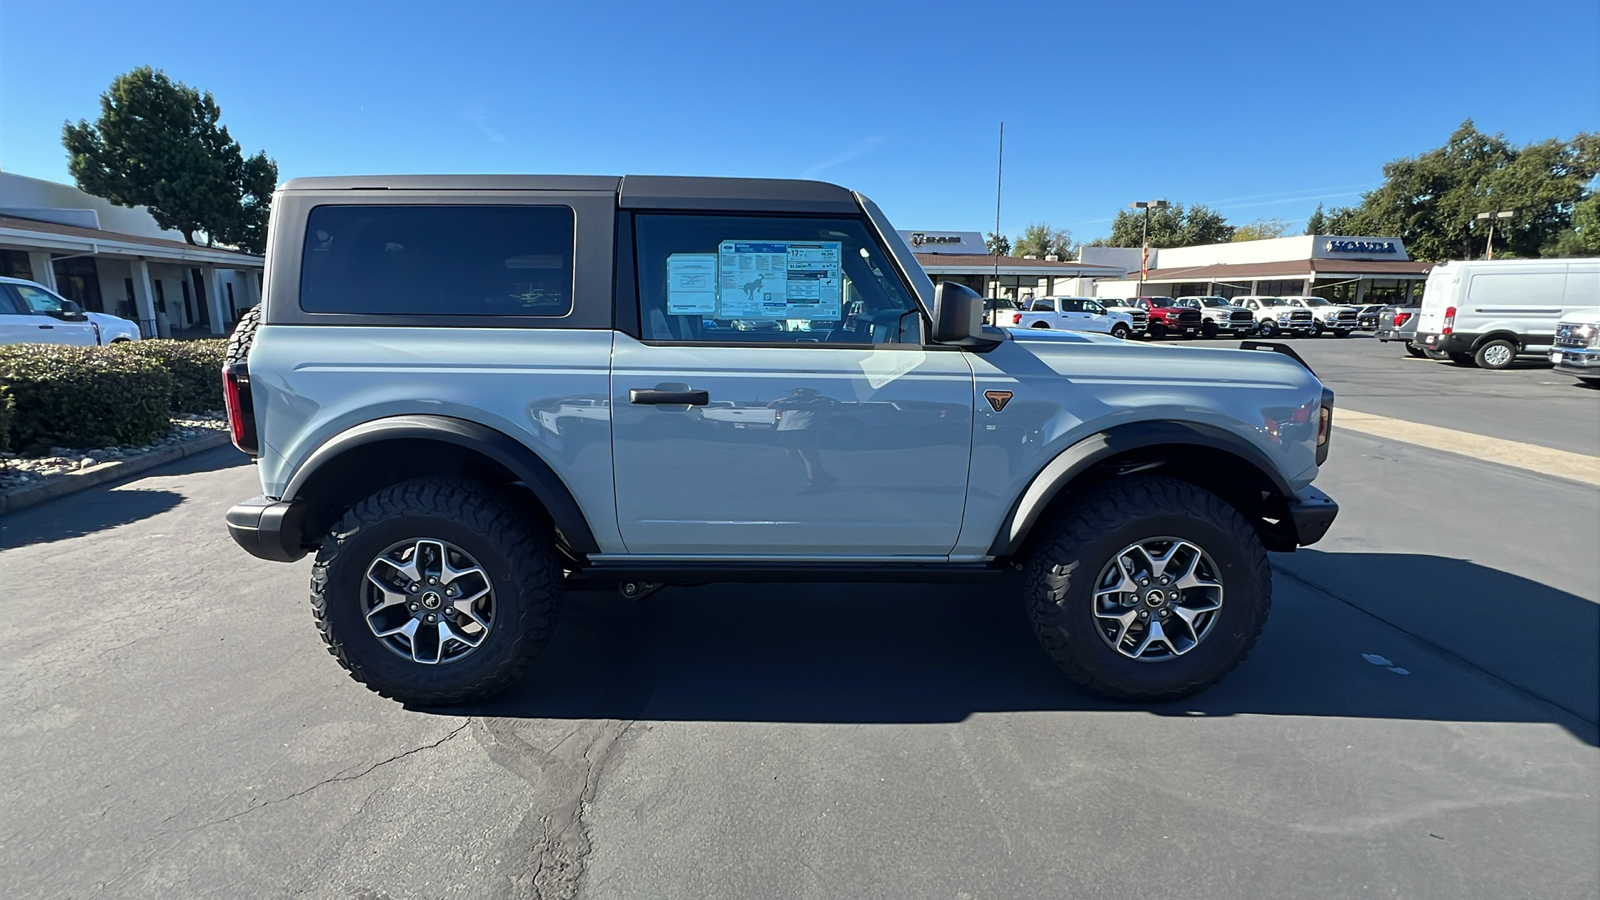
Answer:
(277, 174, 861, 214)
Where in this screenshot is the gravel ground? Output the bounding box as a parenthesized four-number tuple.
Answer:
(0, 411, 228, 489)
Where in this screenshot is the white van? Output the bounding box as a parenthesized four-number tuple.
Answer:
(1415, 258, 1600, 368)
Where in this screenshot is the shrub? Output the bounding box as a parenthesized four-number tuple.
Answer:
(114, 339, 228, 414)
(0, 345, 173, 452)
(0, 387, 13, 453)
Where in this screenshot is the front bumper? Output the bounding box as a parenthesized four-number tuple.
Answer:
(1259, 485, 1340, 551)
(226, 496, 309, 562)
(1551, 347, 1600, 373)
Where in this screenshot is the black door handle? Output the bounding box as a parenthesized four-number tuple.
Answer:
(629, 389, 709, 406)
(37, 324, 54, 329)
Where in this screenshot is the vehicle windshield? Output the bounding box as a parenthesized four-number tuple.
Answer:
(1146, 298, 1176, 307)
(1299, 297, 1331, 306)
(1199, 298, 1229, 308)
(1258, 298, 1290, 307)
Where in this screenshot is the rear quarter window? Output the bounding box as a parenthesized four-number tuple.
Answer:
(299, 205, 574, 316)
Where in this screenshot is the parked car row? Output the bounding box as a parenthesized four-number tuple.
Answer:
(1000, 294, 1363, 340)
(0, 276, 141, 346)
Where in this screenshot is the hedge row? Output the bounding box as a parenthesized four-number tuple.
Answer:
(0, 339, 227, 454)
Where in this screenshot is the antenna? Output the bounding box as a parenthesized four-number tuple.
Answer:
(993, 122, 1003, 298)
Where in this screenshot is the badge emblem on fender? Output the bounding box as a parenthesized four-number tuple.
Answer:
(984, 390, 1013, 412)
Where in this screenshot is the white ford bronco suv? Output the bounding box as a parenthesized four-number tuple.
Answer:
(223, 175, 1338, 706)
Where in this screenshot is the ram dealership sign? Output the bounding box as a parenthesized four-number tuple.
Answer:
(897, 230, 990, 255)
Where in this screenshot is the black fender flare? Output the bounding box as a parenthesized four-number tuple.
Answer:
(283, 414, 600, 554)
(988, 420, 1294, 557)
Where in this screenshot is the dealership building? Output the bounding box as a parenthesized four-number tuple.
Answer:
(1085, 235, 1433, 305)
(0, 171, 263, 338)
(898, 230, 1124, 300)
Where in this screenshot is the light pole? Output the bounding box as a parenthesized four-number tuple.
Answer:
(1475, 209, 1515, 260)
(1131, 200, 1168, 296)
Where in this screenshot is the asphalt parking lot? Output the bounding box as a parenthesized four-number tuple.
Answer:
(1, 334, 1595, 899)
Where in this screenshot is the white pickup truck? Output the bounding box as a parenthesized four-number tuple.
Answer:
(1012, 296, 1136, 339)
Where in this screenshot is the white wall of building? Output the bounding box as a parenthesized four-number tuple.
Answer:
(0, 171, 187, 241)
(1154, 235, 1410, 268)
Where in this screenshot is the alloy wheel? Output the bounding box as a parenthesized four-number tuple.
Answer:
(362, 538, 495, 665)
(1092, 537, 1224, 661)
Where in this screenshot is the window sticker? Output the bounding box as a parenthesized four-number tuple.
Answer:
(717, 240, 842, 320)
(666, 253, 718, 315)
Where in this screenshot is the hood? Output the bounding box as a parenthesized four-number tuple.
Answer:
(1557, 308, 1600, 326)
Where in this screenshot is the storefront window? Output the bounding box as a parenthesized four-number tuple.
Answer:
(1363, 279, 1409, 306)
(0, 249, 33, 280)
(51, 256, 104, 312)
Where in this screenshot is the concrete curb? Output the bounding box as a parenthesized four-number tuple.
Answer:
(0, 432, 234, 516)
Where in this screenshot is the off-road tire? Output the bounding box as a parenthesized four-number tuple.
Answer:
(1023, 475, 1271, 702)
(225, 306, 261, 367)
(310, 478, 559, 705)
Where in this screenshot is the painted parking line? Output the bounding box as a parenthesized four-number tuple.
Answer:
(1337, 409, 1600, 487)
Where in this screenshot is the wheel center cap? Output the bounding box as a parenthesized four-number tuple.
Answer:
(421, 591, 443, 610)
(1145, 590, 1167, 607)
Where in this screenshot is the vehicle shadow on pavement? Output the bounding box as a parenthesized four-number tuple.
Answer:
(0, 488, 184, 549)
(0, 446, 248, 549)
(456, 560, 1598, 746)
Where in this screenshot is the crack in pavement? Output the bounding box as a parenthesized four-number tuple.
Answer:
(473, 717, 633, 900)
(153, 721, 471, 839)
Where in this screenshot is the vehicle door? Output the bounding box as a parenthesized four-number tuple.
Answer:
(611, 212, 976, 556)
(5, 283, 98, 345)
(0, 285, 39, 344)
(1056, 298, 1092, 331)
(1080, 299, 1114, 333)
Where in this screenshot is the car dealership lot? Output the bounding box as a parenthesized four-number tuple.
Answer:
(0, 337, 1594, 899)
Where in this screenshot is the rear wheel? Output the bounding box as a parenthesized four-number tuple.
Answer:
(1448, 351, 1476, 366)
(1405, 343, 1427, 358)
(310, 478, 560, 705)
(1474, 339, 1516, 370)
(1032, 321, 1050, 329)
(1024, 475, 1271, 702)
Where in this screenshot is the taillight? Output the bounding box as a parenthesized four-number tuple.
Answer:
(1442, 306, 1456, 334)
(1394, 312, 1412, 327)
(1011, 313, 1022, 325)
(223, 361, 259, 456)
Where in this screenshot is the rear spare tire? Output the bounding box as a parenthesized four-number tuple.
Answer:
(310, 478, 560, 705)
(1023, 475, 1271, 702)
(225, 306, 261, 367)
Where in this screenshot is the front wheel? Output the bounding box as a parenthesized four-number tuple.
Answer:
(1311, 321, 1325, 337)
(1332, 329, 1350, 338)
(1148, 322, 1168, 340)
(1024, 475, 1271, 702)
(310, 478, 560, 705)
(1257, 320, 1277, 338)
(1201, 321, 1219, 339)
(1111, 323, 1131, 339)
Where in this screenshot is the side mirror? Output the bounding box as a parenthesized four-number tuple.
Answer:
(931, 282, 1003, 348)
(54, 300, 89, 322)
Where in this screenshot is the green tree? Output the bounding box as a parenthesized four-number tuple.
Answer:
(1232, 218, 1292, 242)
(984, 231, 1011, 255)
(63, 67, 278, 253)
(1320, 121, 1599, 260)
(1012, 223, 1074, 258)
(1304, 204, 1328, 235)
(1093, 203, 1234, 248)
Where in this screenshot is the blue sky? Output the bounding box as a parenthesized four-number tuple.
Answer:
(2, 0, 1596, 241)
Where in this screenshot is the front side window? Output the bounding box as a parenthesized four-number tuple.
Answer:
(1084, 300, 1105, 315)
(300, 205, 574, 316)
(634, 214, 921, 345)
(12, 284, 68, 314)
